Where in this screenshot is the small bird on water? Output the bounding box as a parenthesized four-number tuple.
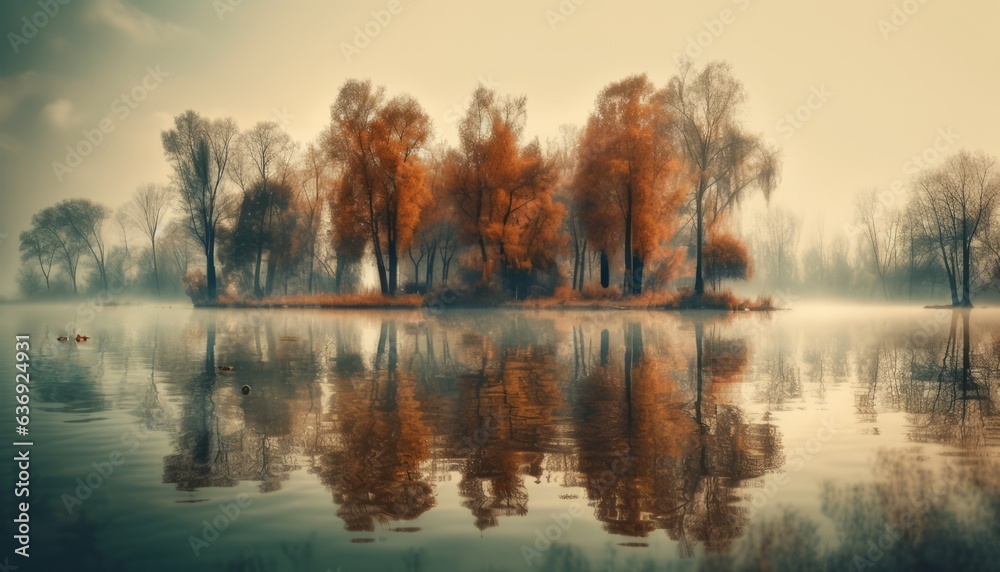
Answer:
(217, 365, 234, 371)
(241, 385, 250, 395)
(75, 334, 90, 342)
(57, 336, 68, 342)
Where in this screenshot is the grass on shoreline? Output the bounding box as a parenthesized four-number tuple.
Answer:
(205, 288, 776, 312)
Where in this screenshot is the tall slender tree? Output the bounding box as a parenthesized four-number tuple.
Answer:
(574, 75, 684, 296)
(162, 111, 239, 303)
(325, 81, 435, 295)
(664, 61, 780, 296)
(58, 199, 110, 291)
(18, 228, 56, 292)
(125, 183, 172, 296)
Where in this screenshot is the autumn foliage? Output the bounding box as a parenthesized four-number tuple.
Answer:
(325, 80, 432, 296)
(573, 75, 685, 296)
(21, 65, 782, 306)
(703, 228, 753, 291)
(443, 86, 565, 298)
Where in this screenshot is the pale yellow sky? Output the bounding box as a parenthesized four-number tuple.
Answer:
(2, 0, 999, 297)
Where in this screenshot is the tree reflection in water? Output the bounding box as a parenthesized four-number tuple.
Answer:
(318, 319, 436, 531)
(147, 308, 1000, 569)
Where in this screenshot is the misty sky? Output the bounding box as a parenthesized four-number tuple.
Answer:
(2, 0, 999, 298)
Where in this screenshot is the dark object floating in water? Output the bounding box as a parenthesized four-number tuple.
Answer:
(175, 499, 210, 504)
(241, 385, 250, 395)
(390, 527, 421, 533)
(75, 334, 90, 342)
(350, 538, 376, 544)
(618, 543, 649, 548)
(57, 336, 68, 342)
(217, 365, 234, 371)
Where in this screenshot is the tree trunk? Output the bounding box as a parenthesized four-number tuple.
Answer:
(307, 245, 315, 294)
(265, 255, 276, 297)
(206, 234, 217, 303)
(940, 240, 959, 306)
(694, 182, 706, 296)
(600, 250, 609, 289)
(425, 243, 436, 290)
(961, 225, 973, 307)
(152, 241, 161, 297)
(441, 250, 452, 285)
(371, 225, 389, 295)
(388, 235, 398, 296)
(335, 256, 346, 293)
(624, 191, 634, 296)
(633, 251, 643, 295)
(375, 255, 389, 295)
(478, 234, 489, 283)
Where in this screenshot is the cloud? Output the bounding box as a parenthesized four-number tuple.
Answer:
(87, 0, 185, 44)
(42, 98, 75, 129)
(0, 72, 43, 124)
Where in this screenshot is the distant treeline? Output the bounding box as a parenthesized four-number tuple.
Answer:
(17, 61, 1000, 306)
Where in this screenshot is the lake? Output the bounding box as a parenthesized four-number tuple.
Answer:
(2, 303, 999, 571)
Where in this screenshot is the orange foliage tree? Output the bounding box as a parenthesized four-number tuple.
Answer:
(703, 228, 753, 291)
(325, 79, 432, 295)
(444, 85, 565, 298)
(409, 143, 459, 290)
(573, 75, 685, 296)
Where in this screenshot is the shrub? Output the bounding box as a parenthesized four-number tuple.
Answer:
(182, 269, 209, 306)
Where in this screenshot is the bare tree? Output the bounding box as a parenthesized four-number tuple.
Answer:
(664, 61, 781, 296)
(18, 228, 56, 292)
(55, 199, 110, 291)
(297, 141, 336, 294)
(29, 205, 84, 293)
(911, 150, 999, 306)
(755, 207, 799, 291)
(125, 183, 173, 296)
(856, 189, 902, 300)
(162, 111, 239, 303)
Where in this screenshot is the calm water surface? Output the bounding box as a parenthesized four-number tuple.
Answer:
(2, 304, 999, 571)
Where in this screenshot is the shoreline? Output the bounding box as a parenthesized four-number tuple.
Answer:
(195, 299, 782, 312)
